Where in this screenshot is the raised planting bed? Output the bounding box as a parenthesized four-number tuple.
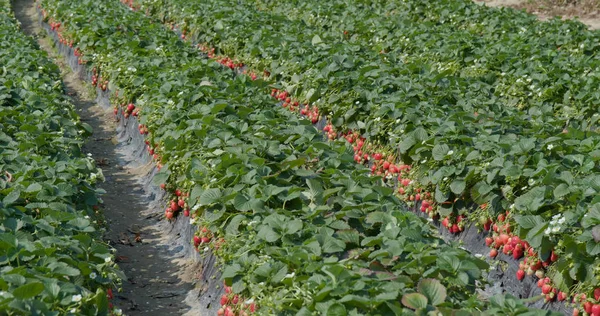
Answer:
(126, 0, 600, 314)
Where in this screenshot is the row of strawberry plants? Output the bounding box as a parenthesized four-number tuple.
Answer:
(37, 0, 559, 314)
(129, 0, 600, 309)
(0, 1, 123, 314)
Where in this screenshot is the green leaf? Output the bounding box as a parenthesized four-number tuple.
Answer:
(25, 183, 42, 193)
(285, 220, 303, 235)
(586, 241, 600, 256)
(417, 279, 446, 306)
(450, 180, 466, 195)
(199, 188, 221, 205)
(312, 35, 323, 45)
(432, 144, 450, 161)
(326, 303, 347, 316)
(222, 264, 242, 279)
(226, 215, 246, 235)
(257, 226, 280, 242)
(401, 293, 428, 310)
(514, 186, 546, 212)
(3, 189, 20, 205)
(12, 282, 44, 299)
(153, 169, 171, 186)
(553, 183, 569, 199)
(160, 82, 172, 94)
(321, 236, 346, 253)
(514, 215, 544, 229)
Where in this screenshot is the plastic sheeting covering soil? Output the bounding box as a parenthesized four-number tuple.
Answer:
(38, 7, 570, 315)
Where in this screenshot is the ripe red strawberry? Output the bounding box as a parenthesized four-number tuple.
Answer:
(170, 200, 179, 211)
(513, 247, 524, 260)
(497, 214, 505, 222)
(165, 210, 174, 219)
(594, 288, 600, 301)
(217, 308, 225, 316)
(498, 234, 509, 246)
(450, 224, 459, 234)
(127, 103, 135, 113)
(183, 208, 190, 217)
(584, 302, 593, 315)
(483, 221, 491, 231)
(160, 183, 166, 190)
(441, 217, 449, 228)
(591, 304, 600, 316)
(557, 291, 567, 301)
(373, 153, 383, 161)
(537, 279, 545, 288)
(220, 294, 229, 306)
(201, 237, 210, 244)
(232, 295, 239, 305)
(550, 251, 559, 262)
(516, 269, 525, 281)
(542, 284, 552, 295)
(485, 237, 493, 247)
(573, 308, 579, 316)
(178, 199, 185, 208)
(489, 249, 498, 258)
(193, 236, 201, 246)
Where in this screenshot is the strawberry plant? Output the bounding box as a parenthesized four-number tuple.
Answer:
(0, 1, 123, 314)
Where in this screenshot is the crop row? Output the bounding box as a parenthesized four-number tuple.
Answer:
(0, 1, 122, 314)
(126, 0, 600, 311)
(36, 0, 565, 314)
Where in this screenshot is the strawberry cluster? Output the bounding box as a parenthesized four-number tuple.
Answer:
(218, 284, 257, 316)
(164, 188, 190, 219)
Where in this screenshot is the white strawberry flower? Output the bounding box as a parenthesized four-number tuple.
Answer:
(547, 144, 554, 150)
(89, 272, 97, 279)
(113, 309, 123, 316)
(447, 150, 454, 156)
(72, 294, 82, 302)
(104, 257, 112, 263)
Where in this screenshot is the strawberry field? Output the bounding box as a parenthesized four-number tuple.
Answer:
(3, 0, 599, 314)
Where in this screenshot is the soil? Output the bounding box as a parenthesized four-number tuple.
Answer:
(12, 0, 204, 315)
(476, 0, 600, 29)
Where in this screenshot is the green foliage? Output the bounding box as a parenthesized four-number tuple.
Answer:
(0, 2, 121, 314)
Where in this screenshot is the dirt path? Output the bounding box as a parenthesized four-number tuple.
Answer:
(12, 0, 202, 315)
(476, 0, 600, 29)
